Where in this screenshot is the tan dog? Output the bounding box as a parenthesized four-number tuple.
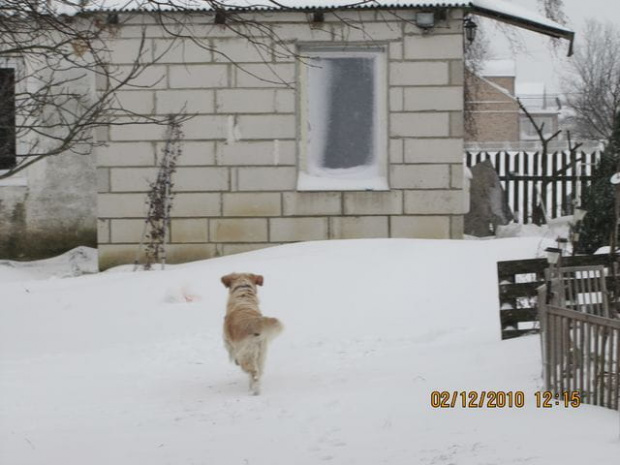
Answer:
(221, 272, 283, 395)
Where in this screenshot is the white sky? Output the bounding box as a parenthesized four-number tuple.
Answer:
(485, 0, 618, 94)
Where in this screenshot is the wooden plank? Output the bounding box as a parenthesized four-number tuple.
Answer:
(607, 327, 613, 407)
(547, 306, 620, 329)
(500, 308, 538, 325)
(523, 151, 530, 222)
(502, 328, 536, 340)
(499, 282, 544, 299)
(561, 151, 569, 215)
(497, 254, 620, 278)
(548, 152, 560, 218)
(614, 331, 620, 410)
(586, 319, 591, 403)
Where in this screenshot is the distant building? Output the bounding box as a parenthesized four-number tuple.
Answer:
(465, 60, 562, 151)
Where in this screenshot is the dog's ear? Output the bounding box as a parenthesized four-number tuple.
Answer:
(252, 274, 264, 286)
(221, 274, 234, 288)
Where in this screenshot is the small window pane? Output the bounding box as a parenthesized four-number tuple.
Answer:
(0, 68, 16, 169)
(307, 56, 376, 172)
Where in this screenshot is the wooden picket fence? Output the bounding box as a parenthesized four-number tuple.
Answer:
(497, 254, 620, 340)
(541, 305, 620, 410)
(465, 150, 602, 224)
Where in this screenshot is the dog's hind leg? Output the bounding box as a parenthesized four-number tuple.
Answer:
(249, 372, 260, 396)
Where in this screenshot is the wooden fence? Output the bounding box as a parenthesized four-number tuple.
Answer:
(466, 150, 601, 224)
(497, 254, 620, 340)
(541, 305, 620, 410)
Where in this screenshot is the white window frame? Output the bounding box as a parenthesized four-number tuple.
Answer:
(297, 46, 388, 191)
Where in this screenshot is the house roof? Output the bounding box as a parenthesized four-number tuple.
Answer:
(56, 0, 574, 54)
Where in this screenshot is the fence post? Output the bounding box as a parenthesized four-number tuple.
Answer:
(538, 284, 550, 390)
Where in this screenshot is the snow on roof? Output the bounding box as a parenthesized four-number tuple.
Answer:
(54, 0, 574, 52)
(480, 60, 516, 77)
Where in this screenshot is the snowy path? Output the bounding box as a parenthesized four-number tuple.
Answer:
(1, 239, 618, 464)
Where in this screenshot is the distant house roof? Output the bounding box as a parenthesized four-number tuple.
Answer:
(480, 60, 516, 78)
(57, 0, 574, 54)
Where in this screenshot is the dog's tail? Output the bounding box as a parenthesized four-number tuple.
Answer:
(259, 317, 283, 341)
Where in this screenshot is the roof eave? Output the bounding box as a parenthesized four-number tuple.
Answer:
(470, 5, 575, 57)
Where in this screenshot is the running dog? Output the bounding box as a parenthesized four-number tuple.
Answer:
(221, 272, 283, 395)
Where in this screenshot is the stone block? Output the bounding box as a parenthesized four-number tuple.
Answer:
(221, 243, 278, 256)
(344, 191, 402, 215)
(97, 142, 155, 167)
(237, 167, 297, 191)
(108, 39, 154, 64)
(110, 123, 168, 142)
(270, 217, 328, 242)
(389, 165, 450, 189)
(155, 90, 214, 114)
(334, 21, 402, 41)
(283, 192, 342, 216)
(111, 219, 147, 243)
(172, 193, 222, 217)
(236, 115, 295, 140)
(160, 141, 216, 166)
(390, 62, 449, 86)
(390, 215, 451, 239)
(223, 193, 281, 217)
(390, 113, 450, 138)
(212, 38, 268, 63)
(181, 115, 228, 141)
(216, 89, 275, 113)
(390, 87, 404, 112)
(330, 216, 389, 239)
(404, 35, 463, 60)
(404, 190, 466, 215)
(110, 167, 158, 192)
(97, 219, 110, 243)
(169, 64, 229, 89)
(97, 168, 110, 193)
(210, 218, 268, 242)
(115, 90, 155, 115)
(98, 193, 148, 217)
(450, 60, 464, 86)
(404, 138, 463, 164)
(450, 111, 464, 137)
(275, 89, 295, 113)
(389, 41, 403, 60)
(170, 218, 209, 243)
(116, 65, 168, 89)
(217, 140, 295, 166)
(403, 87, 463, 111)
(165, 244, 218, 263)
(389, 138, 404, 164)
(235, 63, 295, 88)
(174, 167, 229, 191)
(153, 38, 212, 63)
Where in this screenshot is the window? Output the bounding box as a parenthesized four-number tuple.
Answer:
(298, 48, 387, 190)
(520, 115, 556, 141)
(0, 67, 16, 170)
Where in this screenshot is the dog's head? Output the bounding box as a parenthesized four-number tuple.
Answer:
(221, 273, 264, 293)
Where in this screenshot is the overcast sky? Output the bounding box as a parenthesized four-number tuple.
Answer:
(484, 0, 618, 94)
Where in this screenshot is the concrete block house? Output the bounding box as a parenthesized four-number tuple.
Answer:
(82, 0, 573, 269)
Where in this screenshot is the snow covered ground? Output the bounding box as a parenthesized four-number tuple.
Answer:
(1, 238, 618, 464)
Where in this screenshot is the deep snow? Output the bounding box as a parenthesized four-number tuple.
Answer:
(1, 238, 618, 464)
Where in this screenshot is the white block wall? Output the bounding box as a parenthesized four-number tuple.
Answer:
(97, 9, 466, 269)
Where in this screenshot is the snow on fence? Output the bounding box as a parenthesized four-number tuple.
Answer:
(541, 305, 620, 411)
(466, 150, 602, 224)
(497, 254, 620, 340)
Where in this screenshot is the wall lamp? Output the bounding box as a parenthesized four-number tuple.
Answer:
(415, 11, 435, 32)
(464, 16, 478, 43)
